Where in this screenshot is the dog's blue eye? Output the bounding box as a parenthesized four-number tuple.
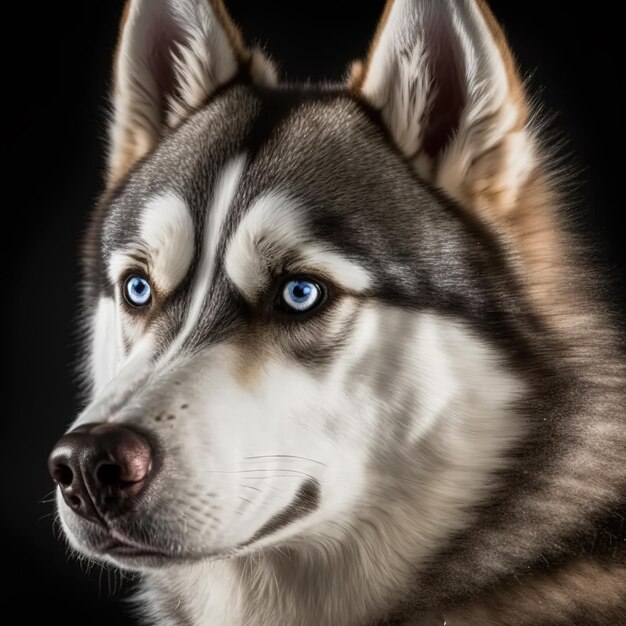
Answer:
(124, 276, 152, 307)
(280, 278, 322, 312)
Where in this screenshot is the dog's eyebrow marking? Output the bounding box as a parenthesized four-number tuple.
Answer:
(224, 191, 372, 300)
(108, 192, 194, 294)
(159, 156, 246, 363)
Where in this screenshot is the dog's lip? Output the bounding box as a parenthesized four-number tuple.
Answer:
(103, 541, 167, 557)
(90, 528, 243, 565)
(96, 528, 170, 558)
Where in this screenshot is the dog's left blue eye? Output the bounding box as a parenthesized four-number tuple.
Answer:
(124, 275, 152, 307)
(280, 279, 322, 312)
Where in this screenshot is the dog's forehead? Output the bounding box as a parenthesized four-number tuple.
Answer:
(101, 83, 433, 255)
(102, 85, 259, 249)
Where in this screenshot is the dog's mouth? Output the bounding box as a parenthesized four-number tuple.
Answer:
(100, 540, 169, 559)
(62, 507, 237, 568)
(92, 528, 174, 564)
(63, 478, 322, 568)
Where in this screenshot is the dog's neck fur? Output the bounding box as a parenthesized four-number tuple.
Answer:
(143, 498, 451, 626)
(143, 524, 407, 626)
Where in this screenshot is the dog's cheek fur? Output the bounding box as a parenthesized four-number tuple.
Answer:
(90, 296, 120, 394)
(130, 307, 526, 626)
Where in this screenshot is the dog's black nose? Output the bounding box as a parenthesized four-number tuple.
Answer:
(48, 423, 154, 525)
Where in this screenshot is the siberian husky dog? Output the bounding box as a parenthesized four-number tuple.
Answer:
(48, 0, 625, 624)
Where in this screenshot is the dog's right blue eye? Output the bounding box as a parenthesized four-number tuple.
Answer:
(278, 277, 324, 313)
(124, 275, 152, 307)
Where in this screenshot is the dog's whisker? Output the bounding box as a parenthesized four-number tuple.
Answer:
(198, 468, 317, 480)
(242, 455, 326, 466)
(230, 474, 304, 480)
(39, 489, 58, 504)
(37, 512, 57, 524)
(239, 484, 262, 492)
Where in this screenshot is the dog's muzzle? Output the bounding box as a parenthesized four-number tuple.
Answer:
(48, 423, 155, 526)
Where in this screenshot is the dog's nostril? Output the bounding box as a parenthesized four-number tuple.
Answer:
(96, 463, 123, 486)
(53, 463, 74, 487)
(68, 494, 81, 508)
(49, 423, 155, 523)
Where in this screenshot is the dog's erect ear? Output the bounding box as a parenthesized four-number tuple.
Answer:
(350, 0, 534, 216)
(108, 0, 276, 187)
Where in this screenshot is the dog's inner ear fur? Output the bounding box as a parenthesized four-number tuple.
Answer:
(108, 0, 276, 188)
(350, 0, 534, 217)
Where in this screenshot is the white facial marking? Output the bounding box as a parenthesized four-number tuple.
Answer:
(159, 156, 246, 364)
(107, 192, 194, 294)
(225, 191, 372, 299)
(139, 192, 195, 291)
(74, 333, 155, 429)
(90, 297, 120, 394)
(124, 308, 526, 626)
(410, 311, 525, 448)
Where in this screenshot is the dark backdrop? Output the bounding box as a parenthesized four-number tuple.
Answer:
(5, 1, 624, 623)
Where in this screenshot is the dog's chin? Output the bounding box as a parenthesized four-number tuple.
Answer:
(94, 533, 194, 570)
(72, 529, 236, 571)
(59, 506, 241, 571)
(99, 544, 184, 570)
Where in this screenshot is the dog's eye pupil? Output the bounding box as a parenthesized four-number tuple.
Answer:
(124, 276, 152, 307)
(279, 278, 322, 313)
(292, 284, 311, 299)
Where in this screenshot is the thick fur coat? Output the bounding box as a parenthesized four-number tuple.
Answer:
(50, 1, 625, 624)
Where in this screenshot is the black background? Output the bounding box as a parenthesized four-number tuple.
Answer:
(5, 1, 624, 623)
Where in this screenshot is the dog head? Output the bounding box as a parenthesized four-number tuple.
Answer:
(50, 0, 534, 571)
